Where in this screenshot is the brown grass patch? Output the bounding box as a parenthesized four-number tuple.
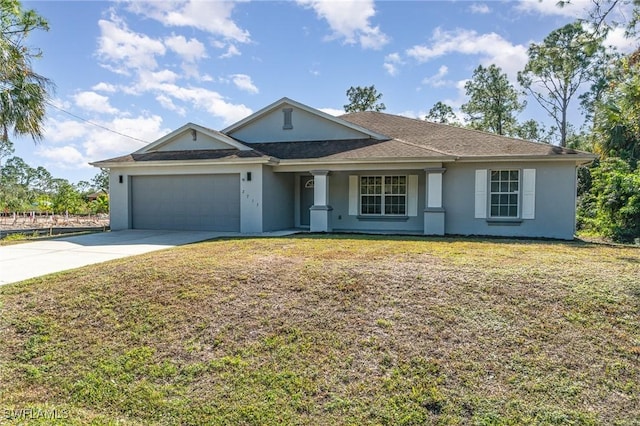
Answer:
(0, 235, 639, 424)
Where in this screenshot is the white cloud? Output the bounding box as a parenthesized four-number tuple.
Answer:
(386, 52, 401, 62)
(297, 0, 389, 49)
(220, 44, 241, 59)
(73, 91, 119, 115)
(604, 26, 637, 53)
(82, 115, 166, 160)
(42, 115, 168, 166)
(146, 69, 180, 85)
(230, 74, 259, 94)
(97, 17, 166, 73)
(121, 69, 179, 95)
(144, 83, 253, 125)
(359, 27, 389, 50)
(92, 10, 253, 132)
(469, 3, 490, 14)
(49, 98, 72, 111)
(165, 34, 207, 63)
(516, 0, 636, 42)
(383, 52, 403, 76)
(92, 82, 117, 93)
(515, 0, 589, 18)
(156, 95, 187, 116)
(383, 63, 398, 76)
(179, 63, 214, 82)
(406, 28, 528, 80)
(422, 65, 449, 87)
(36, 146, 89, 169)
(125, 1, 251, 43)
(44, 119, 88, 143)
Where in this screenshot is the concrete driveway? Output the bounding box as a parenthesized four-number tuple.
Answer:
(0, 230, 234, 286)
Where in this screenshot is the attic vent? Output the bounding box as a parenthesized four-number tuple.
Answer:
(191, 129, 197, 141)
(283, 108, 293, 130)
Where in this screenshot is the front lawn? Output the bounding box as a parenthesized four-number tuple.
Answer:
(0, 235, 638, 425)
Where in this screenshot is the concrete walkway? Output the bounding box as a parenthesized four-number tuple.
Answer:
(0, 229, 298, 286)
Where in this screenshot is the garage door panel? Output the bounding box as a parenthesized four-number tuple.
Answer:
(131, 174, 240, 231)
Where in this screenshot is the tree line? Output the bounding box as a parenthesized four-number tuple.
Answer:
(346, 20, 610, 147)
(0, 154, 109, 215)
(344, 2, 639, 242)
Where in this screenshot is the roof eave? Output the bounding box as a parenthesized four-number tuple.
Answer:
(455, 154, 597, 164)
(90, 157, 275, 168)
(276, 156, 455, 166)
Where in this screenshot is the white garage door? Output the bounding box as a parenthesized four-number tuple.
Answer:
(131, 174, 240, 231)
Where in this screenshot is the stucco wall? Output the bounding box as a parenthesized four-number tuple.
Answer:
(262, 167, 294, 231)
(108, 169, 130, 230)
(155, 132, 237, 151)
(108, 160, 579, 239)
(230, 106, 368, 143)
(443, 161, 577, 240)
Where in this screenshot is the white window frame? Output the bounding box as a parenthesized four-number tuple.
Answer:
(489, 169, 520, 218)
(359, 175, 408, 216)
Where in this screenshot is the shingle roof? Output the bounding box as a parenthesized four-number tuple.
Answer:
(248, 138, 447, 160)
(92, 149, 266, 165)
(93, 109, 595, 166)
(339, 111, 590, 158)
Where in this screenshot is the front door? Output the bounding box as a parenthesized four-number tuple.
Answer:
(300, 176, 314, 226)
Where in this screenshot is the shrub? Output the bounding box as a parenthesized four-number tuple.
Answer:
(578, 158, 640, 242)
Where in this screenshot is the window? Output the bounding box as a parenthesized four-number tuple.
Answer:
(490, 170, 519, 217)
(475, 169, 535, 220)
(360, 175, 407, 215)
(282, 108, 293, 130)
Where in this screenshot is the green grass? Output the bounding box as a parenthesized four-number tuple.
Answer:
(0, 230, 108, 246)
(0, 233, 30, 243)
(1, 235, 639, 425)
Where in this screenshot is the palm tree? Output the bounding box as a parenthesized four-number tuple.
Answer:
(1, 0, 54, 144)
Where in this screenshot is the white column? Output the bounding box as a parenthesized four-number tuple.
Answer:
(427, 172, 443, 208)
(313, 172, 328, 206)
(309, 170, 332, 232)
(424, 167, 446, 235)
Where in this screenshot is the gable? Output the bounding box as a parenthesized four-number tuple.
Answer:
(153, 131, 235, 152)
(224, 98, 387, 144)
(137, 123, 250, 154)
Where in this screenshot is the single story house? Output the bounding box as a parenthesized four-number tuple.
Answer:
(91, 97, 595, 240)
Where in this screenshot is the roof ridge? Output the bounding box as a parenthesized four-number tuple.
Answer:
(340, 111, 454, 156)
(391, 137, 454, 157)
(341, 110, 590, 155)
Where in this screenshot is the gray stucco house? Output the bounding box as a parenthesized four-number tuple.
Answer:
(92, 97, 595, 240)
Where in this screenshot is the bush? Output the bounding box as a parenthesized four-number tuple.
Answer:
(578, 158, 640, 242)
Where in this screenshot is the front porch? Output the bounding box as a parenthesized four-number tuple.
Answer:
(280, 167, 447, 235)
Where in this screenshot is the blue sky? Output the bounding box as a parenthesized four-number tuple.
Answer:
(11, 0, 637, 184)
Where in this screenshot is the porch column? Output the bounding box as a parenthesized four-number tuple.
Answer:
(424, 167, 446, 235)
(309, 170, 333, 232)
